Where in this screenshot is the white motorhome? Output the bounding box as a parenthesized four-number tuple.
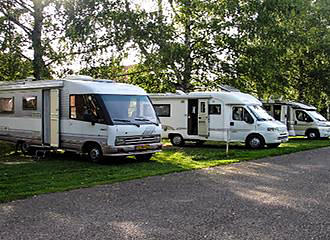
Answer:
(150, 91, 288, 149)
(263, 101, 330, 139)
(0, 76, 162, 162)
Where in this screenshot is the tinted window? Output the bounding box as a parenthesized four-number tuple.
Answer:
(296, 110, 312, 122)
(70, 95, 106, 124)
(0, 97, 14, 113)
(209, 104, 221, 115)
(23, 96, 37, 110)
(154, 104, 170, 117)
(200, 102, 206, 113)
(233, 107, 253, 122)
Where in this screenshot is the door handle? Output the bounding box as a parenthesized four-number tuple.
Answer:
(230, 122, 234, 126)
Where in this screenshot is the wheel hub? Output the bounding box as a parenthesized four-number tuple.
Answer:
(250, 137, 261, 148)
(173, 136, 182, 145)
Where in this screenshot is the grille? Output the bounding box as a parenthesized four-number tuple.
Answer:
(116, 135, 161, 146)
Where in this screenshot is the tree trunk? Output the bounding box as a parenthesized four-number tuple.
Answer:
(181, 1, 193, 92)
(32, 1, 47, 80)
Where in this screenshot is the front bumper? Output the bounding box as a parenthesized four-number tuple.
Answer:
(264, 132, 289, 144)
(102, 143, 162, 157)
(319, 127, 330, 138)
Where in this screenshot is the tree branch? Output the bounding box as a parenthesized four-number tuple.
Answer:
(0, 5, 33, 36)
(12, 0, 34, 13)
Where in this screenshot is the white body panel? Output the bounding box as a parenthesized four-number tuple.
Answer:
(151, 92, 289, 146)
(0, 76, 162, 157)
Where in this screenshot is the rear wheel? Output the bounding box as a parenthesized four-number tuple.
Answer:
(246, 135, 265, 149)
(306, 130, 320, 140)
(135, 154, 153, 161)
(87, 144, 103, 163)
(195, 140, 206, 146)
(170, 135, 185, 147)
(20, 142, 36, 155)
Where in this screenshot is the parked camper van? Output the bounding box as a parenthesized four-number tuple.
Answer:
(150, 91, 288, 149)
(0, 76, 162, 162)
(263, 101, 330, 139)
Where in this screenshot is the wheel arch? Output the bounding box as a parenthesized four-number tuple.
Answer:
(305, 128, 320, 136)
(245, 132, 266, 145)
(81, 141, 103, 154)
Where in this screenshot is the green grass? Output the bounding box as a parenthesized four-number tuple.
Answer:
(0, 138, 329, 203)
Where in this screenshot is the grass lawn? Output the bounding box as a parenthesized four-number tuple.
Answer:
(0, 138, 329, 203)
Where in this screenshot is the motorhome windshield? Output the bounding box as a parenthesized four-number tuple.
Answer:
(307, 110, 327, 122)
(248, 105, 274, 121)
(101, 95, 158, 125)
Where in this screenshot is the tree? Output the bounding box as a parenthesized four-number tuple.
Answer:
(0, 0, 131, 80)
(124, 0, 229, 92)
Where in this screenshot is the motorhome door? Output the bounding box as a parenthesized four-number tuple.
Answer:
(43, 89, 60, 147)
(198, 99, 209, 137)
(188, 99, 198, 135)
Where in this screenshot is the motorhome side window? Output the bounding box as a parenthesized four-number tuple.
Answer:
(209, 105, 221, 115)
(153, 104, 170, 117)
(0, 97, 14, 113)
(296, 110, 312, 122)
(70, 95, 106, 123)
(22, 96, 37, 110)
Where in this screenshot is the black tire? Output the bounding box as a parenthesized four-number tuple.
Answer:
(306, 130, 320, 140)
(87, 144, 103, 163)
(268, 143, 281, 148)
(246, 135, 265, 149)
(170, 134, 185, 147)
(135, 153, 153, 161)
(20, 142, 36, 155)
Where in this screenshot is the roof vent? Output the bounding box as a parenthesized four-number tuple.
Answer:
(25, 76, 36, 81)
(65, 75, 94, 81)
(175, 90, 186, 95)
(219, 85, 240, 92)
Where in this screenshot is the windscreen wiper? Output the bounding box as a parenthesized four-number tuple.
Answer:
(134, 118, 159, 125)
(113, 119, 131, 122)
(113, 118, 140, 127)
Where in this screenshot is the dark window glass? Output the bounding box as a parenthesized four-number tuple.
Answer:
(70, 95, 106, 124)
(273, 105, 281, 120)
(200, 102, 206, 113)
(209, 104, 221, 115)
(0, 97, 14, 113)
(296, 110, 312, 122)
(23, 96, 37, 110)
(233, 107, 253, 122)
(154, 104, 170, 117)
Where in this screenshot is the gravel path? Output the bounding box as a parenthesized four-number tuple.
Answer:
(1, 147, 330, 240)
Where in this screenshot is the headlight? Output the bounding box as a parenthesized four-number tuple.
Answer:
(155, 135, 161, 142)
(115, 137, 125, 145)
(267, 127, 279, 132)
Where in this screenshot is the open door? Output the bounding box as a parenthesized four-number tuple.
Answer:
(188, 99, 198, 135)
(50, 89, 60, 147)
(198, 99, 209, 137)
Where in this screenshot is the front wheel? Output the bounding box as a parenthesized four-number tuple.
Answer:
(135, 154, 153, 161)
(246, 135, 265, 149)
(170, 135, 185, 147)
(306, 130, 320, 140)
(88, 145, 103, 163)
